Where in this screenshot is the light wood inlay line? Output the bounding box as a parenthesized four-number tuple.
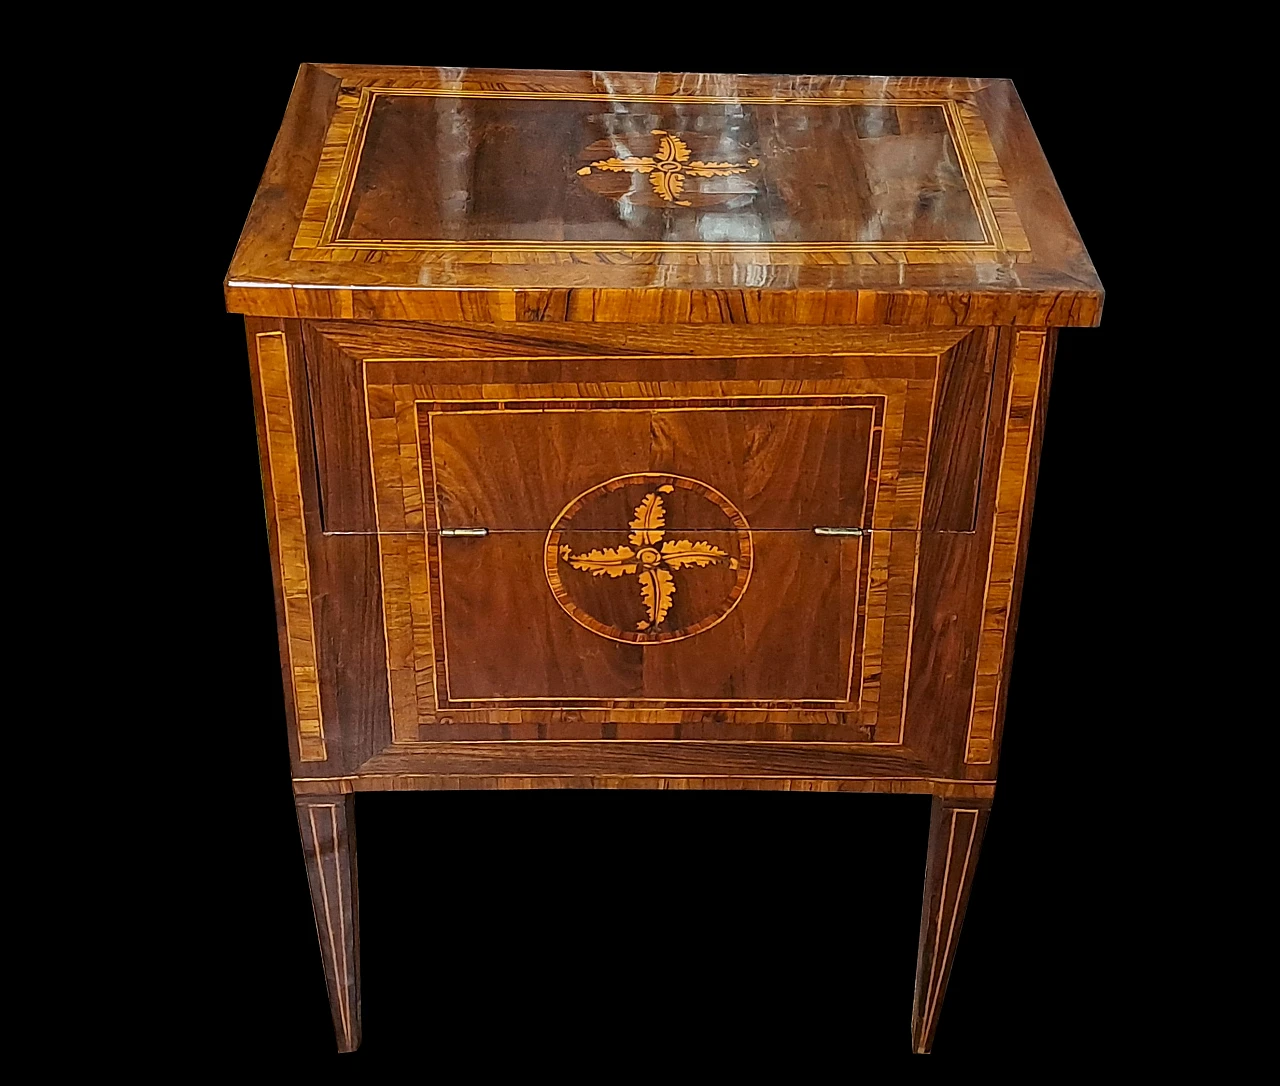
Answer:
(419, 395, 896, 717)
(923, 811, 958, 1035)
(292, 774, 998, 799)
(964, 331, 1045, 763)
(328, 804, 353, 1050)
(922, 809, 979, 1039)
(365, 368, 400, 748)
(306, 805, 351, 1046)
(258, 332, 326, 762)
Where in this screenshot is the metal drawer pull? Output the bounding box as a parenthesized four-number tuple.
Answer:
(813, 527, 864, 537)
(439, 527, 489, 538)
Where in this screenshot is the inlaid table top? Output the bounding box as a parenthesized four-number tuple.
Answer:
(227, 65, 1101, 327)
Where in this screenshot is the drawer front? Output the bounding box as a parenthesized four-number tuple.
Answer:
(296, 328, 999, 750)
(411, 386, 909, 738)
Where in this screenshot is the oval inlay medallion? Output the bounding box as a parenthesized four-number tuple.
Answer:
(544, 474, 753, 645)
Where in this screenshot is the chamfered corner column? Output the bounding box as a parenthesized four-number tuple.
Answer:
(911, 794, 992, 1054)
(295, 792, 361, 1053)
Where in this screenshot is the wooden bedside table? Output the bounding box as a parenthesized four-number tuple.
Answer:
(226, 64, 1101, 1054)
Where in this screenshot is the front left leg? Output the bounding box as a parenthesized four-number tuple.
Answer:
(911, 794, 991, 1054)
(296, 793, 361, 1053)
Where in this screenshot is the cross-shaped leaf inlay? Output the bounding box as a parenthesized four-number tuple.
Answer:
(558, 484, 738, 630)
(575, 130, 760, 207)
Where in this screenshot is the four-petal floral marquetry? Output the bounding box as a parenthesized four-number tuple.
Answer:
(559, 484, 739, 630)
(576, 130, 760, 207)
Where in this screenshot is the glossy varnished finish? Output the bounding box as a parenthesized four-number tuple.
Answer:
(331, 97, 987, 243)
(227, 66, 1101, 326)
(252, 317, 1024, 762)
(230, 65, 1100, 1054)
(300, 321, 997, 746)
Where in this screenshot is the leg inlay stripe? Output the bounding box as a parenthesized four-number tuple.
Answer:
(922, 809, 979, 1041)
(307, 805, 351, 1046)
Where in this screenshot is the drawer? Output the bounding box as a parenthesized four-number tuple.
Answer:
(300, 324, 997, 746)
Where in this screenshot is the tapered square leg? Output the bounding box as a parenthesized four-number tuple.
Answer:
(296, 793, 361, 1053)
(911, 795, 991, 1054)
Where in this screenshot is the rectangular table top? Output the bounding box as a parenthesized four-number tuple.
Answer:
(226, 66, 1101, 327)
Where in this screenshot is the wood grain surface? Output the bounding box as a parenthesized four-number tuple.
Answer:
(912, 795, 991, 1054)
(295, 794, 360, 1053)
(966, 331, 1046, 763)
(225, 66, 1101, 325)
(252, 330, 326, 762)
(247, 318, 392, 778)
(312, 324, 996, 746)
(303, 321, 987, 535)
(247, 314, 1051, 790)
(310, 95, 999, 247)
(232, 69, 1100, 1054)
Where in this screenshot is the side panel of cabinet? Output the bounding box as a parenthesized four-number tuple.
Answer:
(905, 327, 1052, 774)
(246, 317, 392, 777)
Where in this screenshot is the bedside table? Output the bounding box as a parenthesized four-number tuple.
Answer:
(226, 64, 1101, 1053)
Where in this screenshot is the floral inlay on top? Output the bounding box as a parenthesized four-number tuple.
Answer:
(575, 130, 760, 206)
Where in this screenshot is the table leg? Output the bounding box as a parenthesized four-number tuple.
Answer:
(296, 793, 361, 1053)
(911, 794, 991, 1053)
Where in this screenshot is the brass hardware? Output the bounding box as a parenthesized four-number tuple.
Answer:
(439, 528, 488, 538)
(814, 527, 864, 537)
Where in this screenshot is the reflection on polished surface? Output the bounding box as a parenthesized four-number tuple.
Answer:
(339, 95, 986, 245)
(228, 66, 1105, 1061)
(227, 67, 1101, 324)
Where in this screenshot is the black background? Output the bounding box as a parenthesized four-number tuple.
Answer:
(152, 36, 1175, 1067)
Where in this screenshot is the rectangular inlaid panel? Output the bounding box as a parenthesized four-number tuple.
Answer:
(424, 399, 878, 707)
(426, 398, 883, 531)
(358, 354, 959, 747)
(293, 86, 1029, 261)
